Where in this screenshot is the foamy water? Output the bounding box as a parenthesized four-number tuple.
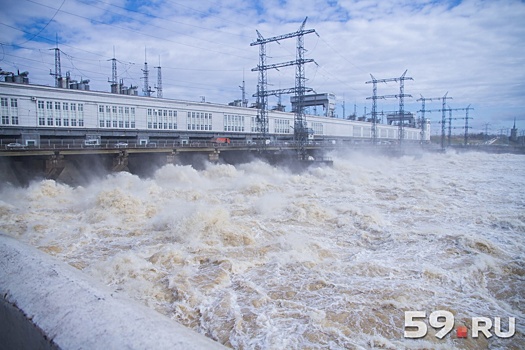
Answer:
(1, 150, 523, 349)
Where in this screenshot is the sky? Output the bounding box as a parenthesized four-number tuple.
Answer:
(1, 0, 524, 135)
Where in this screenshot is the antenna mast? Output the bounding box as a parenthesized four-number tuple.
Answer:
(155, 56, 162, 98)
(142, 48, 154, 97)
(239, 69, 247, 107)
(49, 35, 62, 88)
(108, 46, 118, 93)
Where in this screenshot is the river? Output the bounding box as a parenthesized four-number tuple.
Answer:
(1, 149, 523, 349)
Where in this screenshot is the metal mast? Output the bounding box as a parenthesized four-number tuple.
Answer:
(251, 30, 269, 146)
(342, 94, 345, 119)
(448, 107, 453, 146)
(440, 92, 453, 149)
(365, 75, 382, 144)
(142, 48, 153, 97)
(418, 93, 455, 149)
(50, 36, 62, 88)
(366, 70, 413, 144)
(108, 47, 118, 93)
(239, 69, 248, 107)
(251, 17, 316, 158)
(155, 56, 162, 98)
(445, 104, 473, 146)
(397, 70, 413, 143)
(417, 95, 443, 143)
(464, 105, 473, 146)
(294, 18, 311, 160)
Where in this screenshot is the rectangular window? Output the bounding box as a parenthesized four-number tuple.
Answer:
(0, 97, 9, 125)
(130, 107, 135, 128)
(1, 98, 9, 125)
(9, 98, 18, 125)
(71, 103, 78, 126)
(224, 114, 245, 133)
(153, 109, 158, 129)
(124, 107, 130, 128)
(60, 103, 67, 127)
(312, 122, 323, 135)
(112, 106, 117, 128)
(118, 106, 124, 128)
(78, 104, 84, 126)
(98, 105, 105, 127)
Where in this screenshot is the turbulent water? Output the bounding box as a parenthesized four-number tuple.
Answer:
(1, 150, 524, 349)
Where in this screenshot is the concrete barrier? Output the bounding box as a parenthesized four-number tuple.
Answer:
(0, 234, 226, 350)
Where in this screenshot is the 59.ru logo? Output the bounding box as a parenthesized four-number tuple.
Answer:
(404, 310, 516, 339)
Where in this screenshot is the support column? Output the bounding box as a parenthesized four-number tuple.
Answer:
(166, 151, 181, 165)
(112, 151, 128, 172)
(208, 150, 220, 163)
(44, 153, 65, 180)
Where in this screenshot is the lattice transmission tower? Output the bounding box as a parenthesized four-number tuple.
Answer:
(445, 104, 474, 146)
(417, 95, 445, 144)
(418, 92, 453, 149)
(251, 17, 317, 158)
(366, 70, 413, 144)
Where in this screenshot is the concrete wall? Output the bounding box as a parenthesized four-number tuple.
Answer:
(0, 234, 226, 350)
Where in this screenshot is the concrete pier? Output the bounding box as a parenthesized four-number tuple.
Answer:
(0, 234, 226, 350)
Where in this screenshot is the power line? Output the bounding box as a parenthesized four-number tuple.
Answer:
(15, 0, 66, 47)
(24, 0, 253, 60)
(76, 0, 253, 58)
(317, 35, 367, 75)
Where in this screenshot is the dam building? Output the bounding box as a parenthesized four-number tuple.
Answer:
(0, 75, 430, 148)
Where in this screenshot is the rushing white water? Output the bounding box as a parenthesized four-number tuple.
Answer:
(1, 150, 523, 349)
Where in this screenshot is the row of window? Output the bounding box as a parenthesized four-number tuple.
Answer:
(275, 118, 291, 134)
(224, 114, 245, 132)
(147, 108, 177, 129)
(2, 96, 422, 140)
(311, 122, 323, 135)
(251, 116, 269, 133)
(187, 111, 212, 131)
(1, 97, 19, 125)
(99, 105, 137, 129)
(37, 100, 85, 127)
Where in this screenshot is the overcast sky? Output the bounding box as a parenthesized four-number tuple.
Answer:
(1, 0, 524, 134)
